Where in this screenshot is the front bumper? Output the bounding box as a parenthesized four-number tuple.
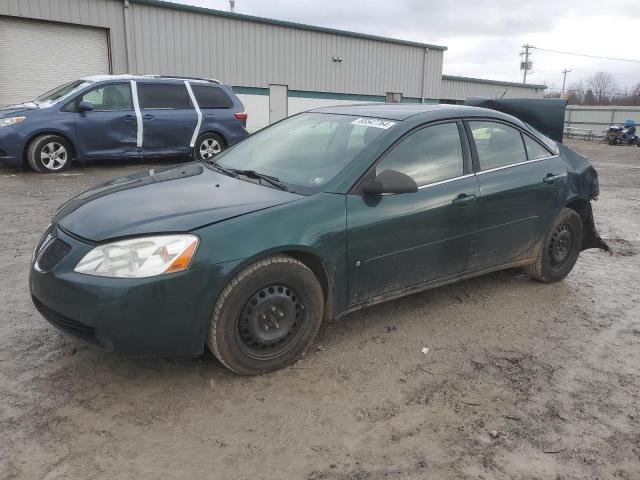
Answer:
(0, 127, 26, 168)
(29, 226, 242, 356)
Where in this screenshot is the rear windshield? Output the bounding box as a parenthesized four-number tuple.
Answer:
(215, 113, 396, 194)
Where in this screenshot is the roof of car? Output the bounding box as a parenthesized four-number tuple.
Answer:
(80, 74, 222, 84)
(309, 103, 505, 121)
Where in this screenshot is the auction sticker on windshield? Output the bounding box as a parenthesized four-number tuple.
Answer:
(351, 118, 396, 129)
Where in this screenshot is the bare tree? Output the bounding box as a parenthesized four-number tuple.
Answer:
(587, 72, 617, 104)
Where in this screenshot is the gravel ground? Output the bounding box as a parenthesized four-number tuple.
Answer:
(1, 140, 639, 480)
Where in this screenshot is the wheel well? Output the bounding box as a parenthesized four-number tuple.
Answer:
(24, 131, 77, 161)
(198, 130, 228, 147)
(283, 250, 334, 321)
(564, 197, 609, 251)
(565, 198, 590, 223)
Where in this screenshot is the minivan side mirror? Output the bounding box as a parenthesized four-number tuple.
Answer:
(78, 101, 94, 113)
(361, 169, 418, 196)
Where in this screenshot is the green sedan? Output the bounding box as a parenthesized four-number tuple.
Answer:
(30, 102, 608, 375)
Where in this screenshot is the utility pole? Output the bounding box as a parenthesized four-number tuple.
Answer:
(561, 68, 571, 97)
(520, 44, 533, 84)
(229, 0, 235, 13)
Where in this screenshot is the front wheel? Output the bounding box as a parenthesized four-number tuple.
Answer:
(207, 255, 324, 375)
(193, 133, 225, 160)
(524, 207, 584, 283)
(27, 134, 73, 173)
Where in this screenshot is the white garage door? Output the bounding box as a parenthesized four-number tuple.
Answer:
(0, 16, 110, 106)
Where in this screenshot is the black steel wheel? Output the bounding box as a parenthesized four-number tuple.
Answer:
(236, 284, 307, 360)
(524, 207, 583, 283)
(207, 255, 324, 375)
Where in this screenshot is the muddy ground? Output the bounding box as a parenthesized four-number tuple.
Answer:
(1, 140, 639, 479)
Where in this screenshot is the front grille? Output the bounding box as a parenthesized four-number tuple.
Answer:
(36, 238, 71, 271)
(34, 223, 54, 256)
(32, 296, 97, 343)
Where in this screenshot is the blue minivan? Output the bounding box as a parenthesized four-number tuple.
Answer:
(0, 75, 249, 172)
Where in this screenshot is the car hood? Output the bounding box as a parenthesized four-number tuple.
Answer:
(0, 102, 40, 116)
(54, 163, 304, 242)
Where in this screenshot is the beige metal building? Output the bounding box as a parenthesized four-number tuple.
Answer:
(0, 0, 545, 130)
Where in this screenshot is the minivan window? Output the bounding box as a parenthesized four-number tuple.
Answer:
(79, 83, 132, 111)
(375, 122, 464, 187)
(192, 85, 233, 109)
(469, 121, 527, 170)
(138, 83, 190, 109)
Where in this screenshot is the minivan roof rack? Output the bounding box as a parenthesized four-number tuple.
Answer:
(151, 75, 221, 84)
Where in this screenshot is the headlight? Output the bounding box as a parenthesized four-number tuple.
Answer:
(74, 234, 199, 278)
(0, 116, 26, 127)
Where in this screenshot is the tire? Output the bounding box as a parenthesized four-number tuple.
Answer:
(524, 207, 584, 283)
(207, 255, 324, 375)
(193, 133, 225, 160)
(27, 134, 73, 173)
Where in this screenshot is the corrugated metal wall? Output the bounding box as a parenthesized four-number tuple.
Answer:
(441, 77, 544, 101)
(125, 2, 442, 99)
(0, 0, 128, 73)
(565, 106, 640, 134)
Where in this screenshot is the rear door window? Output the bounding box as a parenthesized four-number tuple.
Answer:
(138, 83, 190, 109)
(79, 83, 132, 111)
(523, 135, 552, 160)
(469, 121, 527, 170)
(192, 85, 233, 109)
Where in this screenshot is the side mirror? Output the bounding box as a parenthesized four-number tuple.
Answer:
(361, 169, 418, 196)
(78, 101, 94, 113)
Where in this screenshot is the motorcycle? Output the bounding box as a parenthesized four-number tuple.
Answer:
(606, 121, 640, 146)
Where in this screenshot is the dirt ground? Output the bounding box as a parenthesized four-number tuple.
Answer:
(1, 139, 639, 480)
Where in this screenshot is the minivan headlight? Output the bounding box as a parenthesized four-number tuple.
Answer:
(0, 116, 26, 127)
(74, 235, 199, 278)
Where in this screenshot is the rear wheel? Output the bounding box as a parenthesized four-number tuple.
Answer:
(27, 135, 72, 173)
(194, 133, 225, 160)
(207, 255, 324, 375)
(524, 207, 583, 283)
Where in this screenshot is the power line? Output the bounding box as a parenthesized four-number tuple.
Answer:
(533, 47, 640, 64)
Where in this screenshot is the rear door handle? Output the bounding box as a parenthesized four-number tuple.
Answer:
(543, 173, 562, 184)
(452, 193, 477, 207)
(123, 115, 136, 122)
(142, 114, 154, 120)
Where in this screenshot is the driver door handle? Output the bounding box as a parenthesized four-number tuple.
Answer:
(452, 193, 477, 207)
(543, 173, 562, 184)
(123, 115, 136, 122)
(142, 114, 154, 120)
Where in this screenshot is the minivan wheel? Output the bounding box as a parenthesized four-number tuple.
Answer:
(27, 135, 72, 173)
(194, 133, 225, 160)
(207, 255, 324, 375)
(524, 207, 583, 283)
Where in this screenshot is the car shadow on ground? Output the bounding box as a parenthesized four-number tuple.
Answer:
(38, 266, 558, 382)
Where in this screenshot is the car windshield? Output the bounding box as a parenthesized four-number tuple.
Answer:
(214, 113, 395, 193)
(34, 80, 90, 104)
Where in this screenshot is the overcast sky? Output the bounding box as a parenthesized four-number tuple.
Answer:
(174, 0, 639, 92)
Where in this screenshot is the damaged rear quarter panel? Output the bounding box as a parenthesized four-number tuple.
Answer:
(557, 143, 609, 251)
